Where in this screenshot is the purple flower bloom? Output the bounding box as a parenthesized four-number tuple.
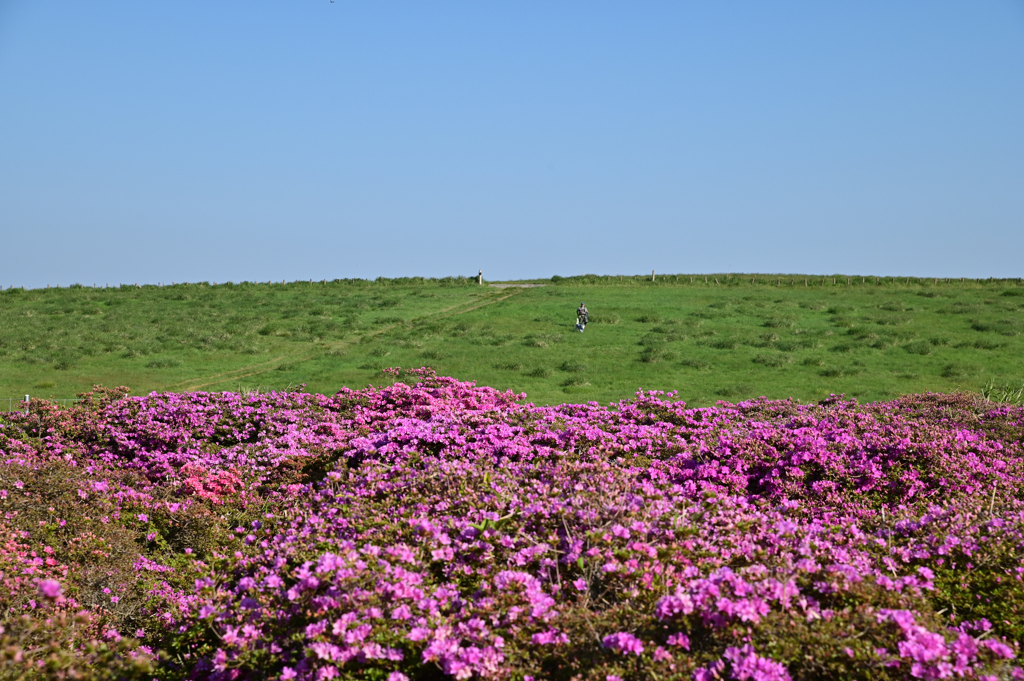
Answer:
(6, 376, 1024, 680)
(666, 633, 690, 650)
(38, 579, 62, 599)
(722, 645, 791, 681)
(981, 639, 1015, 660)
(531, 629, 569, 646)
(602, 632, 644, 656)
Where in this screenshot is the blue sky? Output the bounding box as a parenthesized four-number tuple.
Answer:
(1, 1, 1022, 286)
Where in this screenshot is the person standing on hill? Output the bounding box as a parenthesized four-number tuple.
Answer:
(576, 302, 589, 332)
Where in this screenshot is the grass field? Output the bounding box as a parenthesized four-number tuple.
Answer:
(2, 274, 1023, 406)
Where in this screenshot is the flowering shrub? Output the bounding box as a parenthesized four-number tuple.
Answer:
(0, 585, 155, 681)
(2, 374, 1024, 679)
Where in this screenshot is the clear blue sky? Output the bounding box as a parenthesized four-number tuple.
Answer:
(1, 1, 1022, 287)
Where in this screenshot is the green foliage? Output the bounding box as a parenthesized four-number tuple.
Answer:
(982, 381, 1024, 406)
(0, 610, 156, 681)
(0, 276, 1023, 406)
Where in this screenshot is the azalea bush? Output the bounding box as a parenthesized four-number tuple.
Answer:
(2, 374, 1024, 680)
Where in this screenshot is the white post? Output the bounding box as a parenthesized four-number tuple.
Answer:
(652, 269, 655, 282)
(478, 269, 483, 285)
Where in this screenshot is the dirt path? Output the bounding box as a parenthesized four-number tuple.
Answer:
(428, 290, 523, 320)
(167, 288, 526, 392)
(488, 283, 546, 289)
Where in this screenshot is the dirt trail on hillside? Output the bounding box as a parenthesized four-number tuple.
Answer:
(166, 288, 526, 392)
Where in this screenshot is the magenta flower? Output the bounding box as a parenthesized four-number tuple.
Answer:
(602, 632, 644, 656)
(666, 633, 690, 650)
(531, 629, 569, 646)
(4, 375, 1024, 680)
(38, 579, 62, 599)
(981, 639, 1015, 659)
(721, 645, 791, 681)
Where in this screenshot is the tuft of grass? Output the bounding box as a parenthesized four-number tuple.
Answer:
(558, 360, 587, 373)
(941, 363, 979, 380)
(707, 338, 740, 350)
(523, 335, 553, 348)
(971, 319, 1023, 336)
(753, 353, 793, 368)
(981, 380, 1024, 404)
(716, 384, 754, 398)
(903, 340, 933, 356)
(638, 347, 677, 363)
(53, 354, 79, 371)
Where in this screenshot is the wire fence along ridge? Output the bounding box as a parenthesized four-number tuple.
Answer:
(1, 396, 84, 413)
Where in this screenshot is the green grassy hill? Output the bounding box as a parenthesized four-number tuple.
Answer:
(2, 274, 1023, 406)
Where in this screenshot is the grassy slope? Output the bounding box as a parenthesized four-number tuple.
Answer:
(1, 274, 1023, 407)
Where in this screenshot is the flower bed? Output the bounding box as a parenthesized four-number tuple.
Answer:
(2, 373, 1023, 680)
